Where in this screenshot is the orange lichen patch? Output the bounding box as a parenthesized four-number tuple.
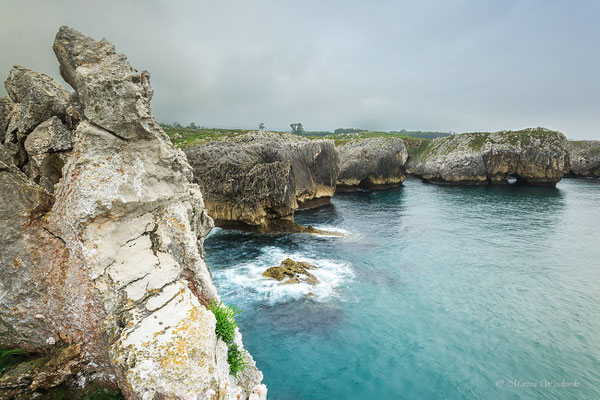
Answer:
(153, 306, 212, 374)
(13, 258, 22, 268)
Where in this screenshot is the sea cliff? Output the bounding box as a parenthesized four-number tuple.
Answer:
(406, 128, 570, 186)
(336, 137, 408, 191)
(185, 132, 339, 232)
(567, 140, 600, 177)
(0, 27, 265, 400)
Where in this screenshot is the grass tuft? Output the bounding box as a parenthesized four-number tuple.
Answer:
(0, 348, 29, 374)
(208, 300, 241, 345)
(227, 344, 249, 378)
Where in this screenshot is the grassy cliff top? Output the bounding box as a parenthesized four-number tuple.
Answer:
(162, 126, 431, 151)
(413, 127, 567, 161)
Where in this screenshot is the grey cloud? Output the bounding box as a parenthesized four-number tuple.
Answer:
(1, 0, 598, 138)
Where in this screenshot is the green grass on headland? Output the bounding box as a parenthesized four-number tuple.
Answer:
(161, 124, 434, 151)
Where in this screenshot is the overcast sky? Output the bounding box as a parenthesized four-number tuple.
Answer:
(1, 0, 599, 139)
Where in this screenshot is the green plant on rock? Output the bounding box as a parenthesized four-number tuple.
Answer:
(208, 299, 240, 344)
(227, 344, 249, 378)
(207, 300, 249, 377)
(0, 348, 29, 375)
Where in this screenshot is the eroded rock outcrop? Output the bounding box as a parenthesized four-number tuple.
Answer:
(185, 132, 339, 232)
(1, 26, 265, 400)
(567, 140, 600, 177)
(336, 137, 408, 191)
(262, 258, 319, 285)
(406, 128, 570, 186)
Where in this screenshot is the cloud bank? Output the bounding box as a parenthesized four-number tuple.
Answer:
(1, 0, 599, 139)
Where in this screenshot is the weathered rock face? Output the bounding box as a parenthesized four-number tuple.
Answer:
(185, 132, 339, 231)
(0, 26, 265, 400)
(4, 66, 79, 143)
(406, 128, 570, 186)
(336, 137, 408, 191)
(567, 140, 600, 177)
(0, 96, 14, 142)
(262, 258, 319, 285)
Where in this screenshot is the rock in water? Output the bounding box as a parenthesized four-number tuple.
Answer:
(337, 137, 408, 191)
(262, 258, 319, 286)
(185, 132, 339, 232)
(406, 128, 570, 186)
(567, 140, 600, 177)
(0, 26, 265, 400)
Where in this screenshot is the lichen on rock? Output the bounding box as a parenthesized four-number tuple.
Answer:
(0, 26, 266, 400)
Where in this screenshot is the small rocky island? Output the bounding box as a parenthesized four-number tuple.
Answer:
(567, 140, 600, 177)
(185, 132, 339, 233)
(263, 259, 320, 285)
(406, 128, 570, 185)
(336, 137, 408, 191)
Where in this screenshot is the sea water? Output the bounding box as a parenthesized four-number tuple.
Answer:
(204, 177, 600, 400)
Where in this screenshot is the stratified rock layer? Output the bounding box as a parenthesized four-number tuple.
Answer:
(185, 132, 339, 231)
(406, 128, 570, 186)
(336, 137, 408, 191)
(0, 26, 265, 400)
(568, 140, 600, 177)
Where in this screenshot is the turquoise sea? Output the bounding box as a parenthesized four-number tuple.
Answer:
(204, 177, 600, 400)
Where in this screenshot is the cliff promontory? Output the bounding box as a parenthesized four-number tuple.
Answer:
(0, 27, 265, 399)
(185, 132, 339, 232)
(406, 128, 570, 186)
(567, 140, 600, 177)
(336, 137, 408, 191)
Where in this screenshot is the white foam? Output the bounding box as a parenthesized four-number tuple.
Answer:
(213, 247, 354, 305)
(309, 225, 351, 236)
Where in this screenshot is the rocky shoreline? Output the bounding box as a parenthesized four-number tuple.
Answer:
(406, 128, 570, 186)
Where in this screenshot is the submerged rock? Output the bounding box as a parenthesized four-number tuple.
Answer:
(567, 140, 600, 177)
(337, 137, 408, 191)
(406, 128, 570, 186)
(0, 26, 265, 400)
(263, 258, 319, 285)
(185, 132, 339, 232)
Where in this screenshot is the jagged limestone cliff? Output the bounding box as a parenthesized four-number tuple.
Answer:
(185, 132, 339, 232)
(336, 137, 408, 191)
(0, 27, 265, 400)
(406, 128, 570, 186)
(568, 140, 600, 177)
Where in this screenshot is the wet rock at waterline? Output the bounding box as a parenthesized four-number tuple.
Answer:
(0, 26, 265, 400)
(263, 258, 320, 286)
(406, 128, 570, 186)
(337, 137, 408, 191)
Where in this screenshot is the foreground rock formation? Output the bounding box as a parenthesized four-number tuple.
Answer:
(336, 137, 408, 191)
(567, 140, 600, 177)
(185, 132, 339, 232)
(262, 259, 319, 285)
(0, 27, 265, 399)
(406, 128, 570, 186)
